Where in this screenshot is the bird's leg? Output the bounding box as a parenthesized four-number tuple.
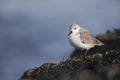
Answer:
(84, 50, 88, 57)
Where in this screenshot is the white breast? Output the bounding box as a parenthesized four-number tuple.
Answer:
(69, 32, 94, 50)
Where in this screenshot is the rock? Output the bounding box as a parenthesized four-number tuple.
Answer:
(19, 29, 120, 80)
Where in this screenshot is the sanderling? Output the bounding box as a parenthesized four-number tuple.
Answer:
(68, 23, 104, 56)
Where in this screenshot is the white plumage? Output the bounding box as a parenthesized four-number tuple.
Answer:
(68, 23, 104, 55)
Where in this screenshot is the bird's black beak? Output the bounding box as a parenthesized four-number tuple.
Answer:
(68, 31, 72, 36)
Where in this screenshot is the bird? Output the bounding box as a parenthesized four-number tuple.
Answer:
(68, 23, 104, 56)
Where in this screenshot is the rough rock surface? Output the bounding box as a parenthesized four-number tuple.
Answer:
(19, 29, 120, 80)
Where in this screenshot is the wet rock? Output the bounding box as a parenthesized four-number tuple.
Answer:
(19, 29, 120, 80)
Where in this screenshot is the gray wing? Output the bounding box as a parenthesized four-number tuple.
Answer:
(80, 28, 104, 46)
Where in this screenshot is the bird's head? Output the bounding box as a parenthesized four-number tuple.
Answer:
(68, 23, 80, 36)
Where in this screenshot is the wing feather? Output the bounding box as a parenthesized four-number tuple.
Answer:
(80, 27, 104, 46)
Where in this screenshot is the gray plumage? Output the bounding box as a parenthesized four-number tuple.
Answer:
(79, 27, 104, 46)
(68, 23, 104, 55)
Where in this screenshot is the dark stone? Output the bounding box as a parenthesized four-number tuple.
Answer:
(19, 29, 120, 80)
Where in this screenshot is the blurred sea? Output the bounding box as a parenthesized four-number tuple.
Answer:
(0, 0, 120, 80)
(0, 17, 73, 80)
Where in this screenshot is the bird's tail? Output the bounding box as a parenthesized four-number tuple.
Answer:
(95, 39, 104, 46)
